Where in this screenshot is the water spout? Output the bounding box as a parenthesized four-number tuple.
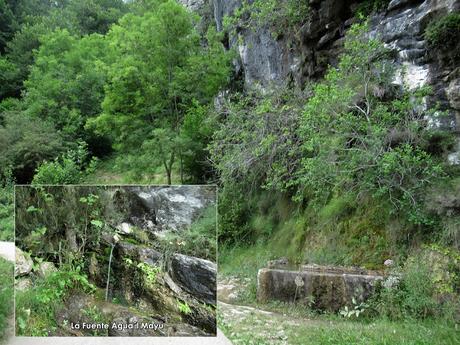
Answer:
(105, 243, 115, 301)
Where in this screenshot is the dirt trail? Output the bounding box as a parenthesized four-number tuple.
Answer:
(217, 276, 323, 345)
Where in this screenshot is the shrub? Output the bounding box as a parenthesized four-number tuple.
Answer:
(371, 252, 459, 320)
(425, 13, 460, 48)
(227, 0, 310, 38)
(16, 265, 95, 336)
(32, 141, 98, 185)
(0, 111, 65, 183)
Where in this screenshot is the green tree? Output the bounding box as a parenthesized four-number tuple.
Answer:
(89, 0, 231, 183)
(0, 111, 64, 182)
(296, 22, 444, 223)
(23, 29, 111, 152)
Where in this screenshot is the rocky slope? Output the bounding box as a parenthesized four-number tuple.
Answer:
(14, 186, 217, 337)
(181, 0, 460, 163)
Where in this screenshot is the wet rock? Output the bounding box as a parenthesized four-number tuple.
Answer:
(168, 254, 217, 305)
(117, 241, 161, 265)
(257, 264, 383, 312)
(15, 247, 33, 277)
(36, 261, 57, 278)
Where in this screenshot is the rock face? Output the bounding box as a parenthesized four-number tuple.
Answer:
(111, 186, 216, 235)
(208, 0, 460, 157)
(15, 247, 33, 277)
(168, 253, 217, 305)
(257, 264, 383, 312)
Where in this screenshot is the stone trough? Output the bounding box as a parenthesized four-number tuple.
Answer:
(257, 263, 384, 312)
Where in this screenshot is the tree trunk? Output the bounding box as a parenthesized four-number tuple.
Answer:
(167, 170, 172, 185)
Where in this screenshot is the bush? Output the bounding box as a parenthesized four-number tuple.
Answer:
(16, 265, 95, 336)
(371, 252, 459, 320)
(0, 111, 65, 183)
(425, 13, 460, 48)
(32, 141, 98, 185)
(161, 206, 217, 261)
(227, 0, 310, 38)
(217, 185, 252, 245)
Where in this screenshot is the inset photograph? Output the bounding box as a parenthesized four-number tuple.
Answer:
(14, 185, 217, 337)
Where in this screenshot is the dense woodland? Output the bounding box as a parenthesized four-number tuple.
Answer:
(1, 0, 460, 344)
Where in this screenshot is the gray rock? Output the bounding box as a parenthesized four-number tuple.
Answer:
(15, 277, 32, 291)
(168, 253, 217, 305)
(446, 78, 460, 110)
(134, 186, 215, 232)
(116, 222, 133, 234)
(178, 0, 205, 11)
(15, 247, 33, 277)
(37, 261, 57, 278)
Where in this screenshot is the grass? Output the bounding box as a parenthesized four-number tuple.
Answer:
(219, 241, 460, 345)
(219, 313, 460, 345)
(0, 258, 13, 343)
(83, 154, 181, 184)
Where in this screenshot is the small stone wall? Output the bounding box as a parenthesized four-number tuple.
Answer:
(257, 264, 384, 312)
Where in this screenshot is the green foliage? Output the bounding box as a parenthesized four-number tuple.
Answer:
(354, 0, 391, 17)
(15, 186, 106, 260)
(136, 262, 160, 285)
(0, 258, 13, 342)
(0, 168, 14, 241)
(88, 1, 231, 183)
(161, 205, 217, 260)
(370, 253, 459, 320)
(177, 300, 192, 315)
(32, 141, 98, 184)
(24, 29, 111, 145)
(0, 111, 64, 182)
(82, 305, 108, 335)
(425, 13, 460, 49)
(210, 87, 305, 192)
(217, 185, 252, 245)
(339, 298, 369, 319)
(227, 0, 309, 38)
(296, 22, 444, 226)
(16, 265, 96, 336)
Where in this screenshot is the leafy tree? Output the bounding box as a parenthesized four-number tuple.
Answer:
(296, 22, 444, 223)
(0, 0, 18, 53)
(23, 29, 111, 152)
(0, 111, 64, 182)
(89, 0, 231, 183)
(0, 0, 127, 101)
(210, 87, 305, 192)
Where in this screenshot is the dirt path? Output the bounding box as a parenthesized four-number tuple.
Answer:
(217, 276, 326, 345)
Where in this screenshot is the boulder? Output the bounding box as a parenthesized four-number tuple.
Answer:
(116, 222, 133, 234)
(37, 261, 57, 278)
(16, 277, 32, 291)
(15, 247, 33, 277)
(168, 254, 217, 305)
(257, 264, 383, 312)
